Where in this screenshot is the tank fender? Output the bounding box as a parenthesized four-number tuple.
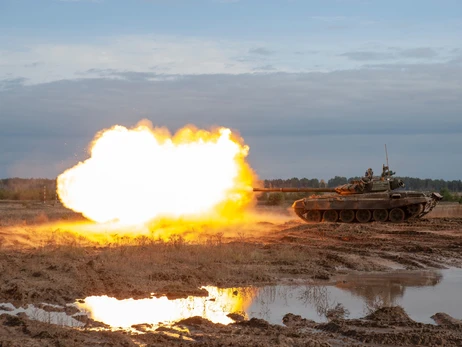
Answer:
(292, 200, 305, 209)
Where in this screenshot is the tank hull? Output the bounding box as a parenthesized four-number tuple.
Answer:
(292, 191, 442, 223)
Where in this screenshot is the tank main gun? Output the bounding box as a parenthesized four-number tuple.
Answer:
(253, 187, 336, 193)
(253, 176, 405, 196)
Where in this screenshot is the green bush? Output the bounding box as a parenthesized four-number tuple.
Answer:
(267, 193, 284, 206)
(440, 187, 460, 202)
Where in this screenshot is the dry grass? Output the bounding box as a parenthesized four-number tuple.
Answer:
(2, 200, 462, 307)
(0, 201, 84, 227)
(0, 201, 315, 305)
(427, 203, 462, 218)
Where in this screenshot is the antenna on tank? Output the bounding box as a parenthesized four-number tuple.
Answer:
(385, 144, 390, 178)
(385, 144, 389, 167)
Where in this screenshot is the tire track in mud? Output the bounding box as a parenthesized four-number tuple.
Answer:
(272, 218, 462, 272)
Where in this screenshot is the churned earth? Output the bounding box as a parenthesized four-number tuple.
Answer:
(0, 201, 462, 346)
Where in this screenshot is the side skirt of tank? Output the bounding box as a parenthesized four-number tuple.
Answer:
(302, 197, 430, 211)
(292, 194, 442, 223)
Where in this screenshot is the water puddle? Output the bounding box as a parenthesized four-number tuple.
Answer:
(76, 286, 253, 328)
(1, 269, 461, 329)
(0, 303, 85, 327)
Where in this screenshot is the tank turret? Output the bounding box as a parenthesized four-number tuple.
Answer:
(254, 166, 442, 223)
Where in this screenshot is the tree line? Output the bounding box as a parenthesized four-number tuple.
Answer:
(263, 176, 462, 192)
(259, 176, 462, 205)
(1, 176, 461, 202)
(0, 178, 57, 201)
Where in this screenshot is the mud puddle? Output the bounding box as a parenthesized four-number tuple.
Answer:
(1, 269, 461, 330)
(331, 268, 462, 324)
(0, 303, 85, 327)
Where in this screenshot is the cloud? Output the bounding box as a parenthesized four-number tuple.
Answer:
(81, 69, 161, 81)
(340, 47, 442, 61)
(0, 77, 27, 90)
(1, 36, 283, 85)
(23, 62, 42, 68)
(399, 47, 438, 59)
(449, 55, 462, 64)
(1, 60, 460, 179)
(340, 51, 395, 61)
(1, 34, 458, 86)
(249, 47, 273, 56)
(252, 65, 276, 71)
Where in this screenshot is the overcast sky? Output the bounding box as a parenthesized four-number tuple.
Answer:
(1, 0, 461, 180)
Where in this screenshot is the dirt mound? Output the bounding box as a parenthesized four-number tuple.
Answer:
(364, 306, 417, 325)
(2, 314, 25, 327)
(226, 312, 246, 322)
(175, 316, 216, 327)
(431, 313, 462, 328)
(237, 317, 270, 329)
(0, 313, 134, 346)
(282, 313, 316, 327)
(314, 306, 462, 346)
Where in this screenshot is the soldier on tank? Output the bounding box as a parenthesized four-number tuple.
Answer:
(358, 168, 374, 192)
(364, 168, 373, 181)
(381, 165, 396, 178)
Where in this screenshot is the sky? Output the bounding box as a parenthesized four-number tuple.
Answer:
(0, 0, 461, 180)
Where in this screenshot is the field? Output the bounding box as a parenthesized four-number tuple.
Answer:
(1, 201, 462, 346)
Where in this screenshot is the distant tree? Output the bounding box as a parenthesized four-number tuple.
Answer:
(327, 176, 347, 188)
(288, 177, 300, 187)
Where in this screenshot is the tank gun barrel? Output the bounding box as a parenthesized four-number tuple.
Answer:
(253, 187, 336, 193)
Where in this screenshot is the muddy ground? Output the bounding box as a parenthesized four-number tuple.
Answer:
(0, 201, 462, 346)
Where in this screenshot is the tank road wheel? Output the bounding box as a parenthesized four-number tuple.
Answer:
(356, 209, 372, 223)
(294, 208, 306, 221)
(339, 210, 355, 223)
(323, 210, 338, 223)
(373, 209, 388, 222)
(407, 204, 424, 217)
(305, 210, 322, 223)
(389, 208, 405, 222)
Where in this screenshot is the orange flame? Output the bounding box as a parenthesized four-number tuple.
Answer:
(57, 121, 255, 225)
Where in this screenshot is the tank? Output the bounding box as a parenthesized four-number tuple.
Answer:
(253, 165, 443, 223)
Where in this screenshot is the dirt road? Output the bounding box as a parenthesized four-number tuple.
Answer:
(0, 202, 461, 346)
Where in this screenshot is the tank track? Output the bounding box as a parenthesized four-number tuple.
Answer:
(294, 199, 440, 224)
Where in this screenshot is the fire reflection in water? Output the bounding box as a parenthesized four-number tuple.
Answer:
(76, 286, 257, 328)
